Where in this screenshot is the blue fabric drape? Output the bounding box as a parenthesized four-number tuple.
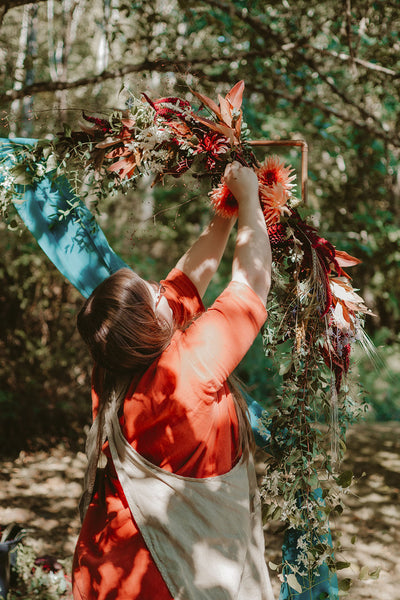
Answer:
(0, 138, 127, 298)
(0, 137, 338, 600)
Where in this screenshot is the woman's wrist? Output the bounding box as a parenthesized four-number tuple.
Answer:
(211, 213, 237, 227)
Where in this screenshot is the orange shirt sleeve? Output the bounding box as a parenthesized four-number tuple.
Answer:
(161, 268, 204, 327)
(167, 280, 268, 392)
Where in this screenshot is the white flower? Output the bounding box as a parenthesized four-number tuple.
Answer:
(34, 163, 46, 178)
(296, 534, 308, 551)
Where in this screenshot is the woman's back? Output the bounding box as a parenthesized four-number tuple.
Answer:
(73, 268, 269, 600)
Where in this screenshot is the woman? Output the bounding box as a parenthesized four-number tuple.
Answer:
(72, 162, 275, 600)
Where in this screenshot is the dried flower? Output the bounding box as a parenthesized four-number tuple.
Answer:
(195, 133, 230, 169)
(255, 155, 296, 226)
(209, 182, 238, 218)
(190, 80, 245, 144)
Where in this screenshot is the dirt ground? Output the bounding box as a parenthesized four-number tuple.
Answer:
(1, 422, 399, 599)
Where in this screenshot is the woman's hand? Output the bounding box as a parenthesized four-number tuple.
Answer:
(223, 161, 259, 204)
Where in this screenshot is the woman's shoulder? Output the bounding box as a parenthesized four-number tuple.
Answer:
(162, 268, 204, 326)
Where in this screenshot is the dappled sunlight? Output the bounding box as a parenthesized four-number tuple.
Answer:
(1, 422, 399, 598)
(330, 423, 400, 599)
(0, 447, 86, 557)
(258, 422, 400, 599)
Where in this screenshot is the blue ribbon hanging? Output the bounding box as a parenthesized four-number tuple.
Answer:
(0, 138, 127, 298)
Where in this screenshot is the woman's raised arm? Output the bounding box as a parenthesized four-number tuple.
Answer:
(224, 162, 271, 304)
(175, 213, 236, 298)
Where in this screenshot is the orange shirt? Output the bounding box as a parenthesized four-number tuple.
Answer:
(73, 269, 267, 600)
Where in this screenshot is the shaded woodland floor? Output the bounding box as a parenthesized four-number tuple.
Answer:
(1, 422, 399, 599)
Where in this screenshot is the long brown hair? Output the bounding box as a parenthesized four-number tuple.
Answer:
(77, 268, 254, 468)
(77, 268, 173, 374)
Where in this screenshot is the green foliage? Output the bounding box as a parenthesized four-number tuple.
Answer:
(8, 541, 72, 599)
(1, 0, 398, 332)
(353, 332, 400, 422)
(0, 225, 90, 454)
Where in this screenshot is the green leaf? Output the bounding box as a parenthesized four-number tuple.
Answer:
(45, 154, 58, 173)
(10, 164, 33, 185)
(338, 578, 352, 591)
(7, 219, 19, 230)
(335, 470, 353, 488)
(359, 566, 370, 580)
(63, 123, 72, 138)
(42, 145, 52, 159)
(278, 356, 293, 376)
(308, 472, 319, 489)
(335, 561, 351, 570)
(286, 574, 302, 594)
(271, 505, 282, 520)
(360, 565, 381, 580)
(368, 567, 381, 580)
(332, 504, 344, 516)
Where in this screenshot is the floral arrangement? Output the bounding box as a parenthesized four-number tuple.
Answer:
(1, 81, 375, 594)
(8, 543, 72, 600)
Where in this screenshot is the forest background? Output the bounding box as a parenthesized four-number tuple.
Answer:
(0, 0, 399, 456)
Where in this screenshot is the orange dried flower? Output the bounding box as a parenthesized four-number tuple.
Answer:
(209, 182, 238, 219)
(209, 155, 297, 223)
(255, 155, 296, 226)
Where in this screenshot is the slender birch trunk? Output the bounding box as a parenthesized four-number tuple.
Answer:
(9, 5, 30, 136)
(21, 4, 38, 137)
(49, 0, 86, 123)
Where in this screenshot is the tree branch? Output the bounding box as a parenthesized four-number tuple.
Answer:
(1, 0, 47, 8)
(200, 67, 399, 146)
(253, 85, 399, 146)
(311, 46, 398, 78)
(344, 0, 356, 72)
(0, 52, 262, 104)
(0, 59, 175, 103)
(199, 0, 398, 78)
(0, 0, 47, 28)
(303, 56, 386, 133)
(198, 0, 288, 50)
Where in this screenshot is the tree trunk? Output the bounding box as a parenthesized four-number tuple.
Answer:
(52, 0, 86, 123)
(0, 0, 46, 28)
(21, 4, 38, 137)
(9, 4, 30, 136)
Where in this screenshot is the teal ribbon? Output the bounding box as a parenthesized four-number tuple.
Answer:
(0, 138, 127, 298)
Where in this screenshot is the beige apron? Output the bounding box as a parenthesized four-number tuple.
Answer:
(99, 403, 275, 600)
